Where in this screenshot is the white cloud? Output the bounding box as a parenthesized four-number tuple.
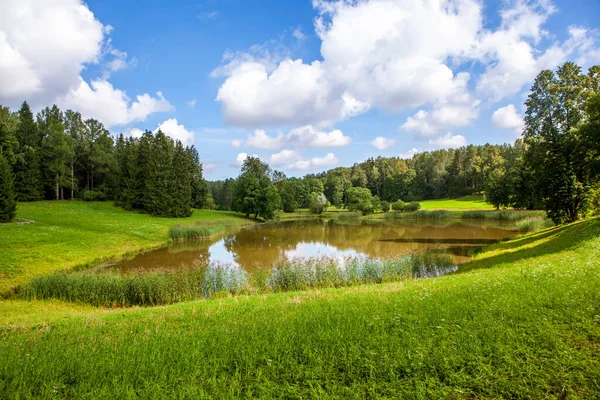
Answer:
(289, 153, 339, 170)
(270, 149, 299, 166)
(231, 139, 242, 148)
(244, 125, 351, 150)
(0, 0, 172, 126)
(126, 127, 144, 139)
(428, 133, 467, 150)
(203, 160, 216, 172)
(187, 99, 197, 108)
(490, 104, 524, 135)
(292, 28, 305, 41)
(156, 118, 194, 146)
(58, 78, 173, 128)
(212, 0, 599, 130)
(232, 152, 259, 167)
(399, 148, 420, 159)
(0, 0, 104, 107)
(371, 136, 395, 151)
(198, 11, 219, 21)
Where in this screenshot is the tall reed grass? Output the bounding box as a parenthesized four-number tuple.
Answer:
(23, 253, 455, 307)
(385, 210, 451, 219)
(461, 210, 545, 221)
(516, 217, 555, 232)
(338, 212, 362, 219)
(168, 225, 214, 241)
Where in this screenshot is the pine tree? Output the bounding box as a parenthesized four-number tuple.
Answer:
(0, 151, 17, 222)
(145, 131, 174, 217)
(172, 141, 192, 217)
(14, 101, 43, 201)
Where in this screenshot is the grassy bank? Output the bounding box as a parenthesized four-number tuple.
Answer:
(1, 219, 599, 398)
(0, 201, 252, 292)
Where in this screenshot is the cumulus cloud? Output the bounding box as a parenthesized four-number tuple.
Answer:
(292, 28, 306, 41)
(0, 0, 172, 126)
(399, 148, 420, 159)
(212, 0, 599, 132)
(371, 136, 395, 151)
(270, 149, 300, 166)
(428, 133, 467, 150)
(231, 139, 242, 148)
(289, 153, 339, 170)
(232, 152, 259, 167)
(490, 104, 524, 135)
(59, 78, 173, 127)
(244, 125, 351, 150)
(155, 118, 195, 146)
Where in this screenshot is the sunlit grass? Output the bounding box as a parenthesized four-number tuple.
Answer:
(0, 219, 599, 397)
(420, 194, 495, 210)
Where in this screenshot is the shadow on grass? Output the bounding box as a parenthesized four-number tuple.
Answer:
(458, 218, 600, 273)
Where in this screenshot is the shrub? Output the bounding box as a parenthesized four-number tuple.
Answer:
(392, 200, 405, 211)
(381, 201, 390, 213)
(82, 190, 108, 202)
(406, 201, 421, 211)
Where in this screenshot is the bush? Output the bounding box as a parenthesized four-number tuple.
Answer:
(381, 201, 390, 213)
(392, 200, 405, 211)
(82, 190, 108, 202)
(406, 201, 421, 211)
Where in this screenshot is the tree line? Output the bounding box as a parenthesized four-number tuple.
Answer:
(0, 102, 209, 220)
(1, 62, 599, 224)
(210, 62, 600, 224)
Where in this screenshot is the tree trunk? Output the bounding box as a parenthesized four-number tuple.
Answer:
(55, 173, 59, 200)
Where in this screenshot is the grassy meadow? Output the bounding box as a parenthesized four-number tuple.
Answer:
(0, 201, 252, 292)
(0, 219, 599, 397)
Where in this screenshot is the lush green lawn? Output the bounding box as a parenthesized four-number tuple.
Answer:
(1, 219, 599, 398)
(420, 195, 495, 210)
(0, 201, 252, 292)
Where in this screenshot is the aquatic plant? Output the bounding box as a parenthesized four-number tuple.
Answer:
(168, 225, 213, 241)
(24, 252, 456, 307)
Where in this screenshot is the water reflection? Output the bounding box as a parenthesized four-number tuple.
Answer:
(113, 219, 519, 274)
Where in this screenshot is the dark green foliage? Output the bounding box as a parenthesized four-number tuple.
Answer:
(392, 200, 405, 211)
(523, 62, 600, 223)
(380, 200, 390, 212)
(82, 190, 107, 202)
(406, 201, 421, 211)
(277, 179, 298, 213)
(346, 187, 373, 214)
(233, 157, 280, 220)
(13, 102, 43, 201)
(0, 150, 17, 222)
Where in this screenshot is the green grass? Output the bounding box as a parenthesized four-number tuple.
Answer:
(385, 210, 452, 219)
(0, 201, 252, 292)
(420, 194, 496, 210)
(0, 219, 599, 397)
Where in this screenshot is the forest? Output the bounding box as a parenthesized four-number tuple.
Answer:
(1, 62, 599, 224)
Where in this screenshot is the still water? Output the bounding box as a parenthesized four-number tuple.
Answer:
(112, 219, 519, 273)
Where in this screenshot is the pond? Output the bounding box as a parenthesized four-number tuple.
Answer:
(111, 219, 519, 274)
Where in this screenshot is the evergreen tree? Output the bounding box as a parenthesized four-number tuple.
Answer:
(13, 102, 43, 201)
(0, 150, 17, 222)
(172, 141, 193, 217)
(145, 131, 175, 217)
(0, 106, 18, 166)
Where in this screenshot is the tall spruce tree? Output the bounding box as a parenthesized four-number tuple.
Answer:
(172, 141, 193, 217)
(0, 150, 17, 222)
(13, 102, 43, 201)
(145, 131, 175, 217)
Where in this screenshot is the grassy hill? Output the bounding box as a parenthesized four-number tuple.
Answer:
(0, 201, 252, 292)
(1, 217, 599, 398)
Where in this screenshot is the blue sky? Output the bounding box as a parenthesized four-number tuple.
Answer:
(1, 0, 599, 179)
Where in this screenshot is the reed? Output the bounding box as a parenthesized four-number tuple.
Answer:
(516, 216, 555, 232)
(23, 253, 455, 307)
(168, 225, 214, 241)
(385, 210, 451, 219)
(461, 210, 545, 221)
(339, 212, 362, 219)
